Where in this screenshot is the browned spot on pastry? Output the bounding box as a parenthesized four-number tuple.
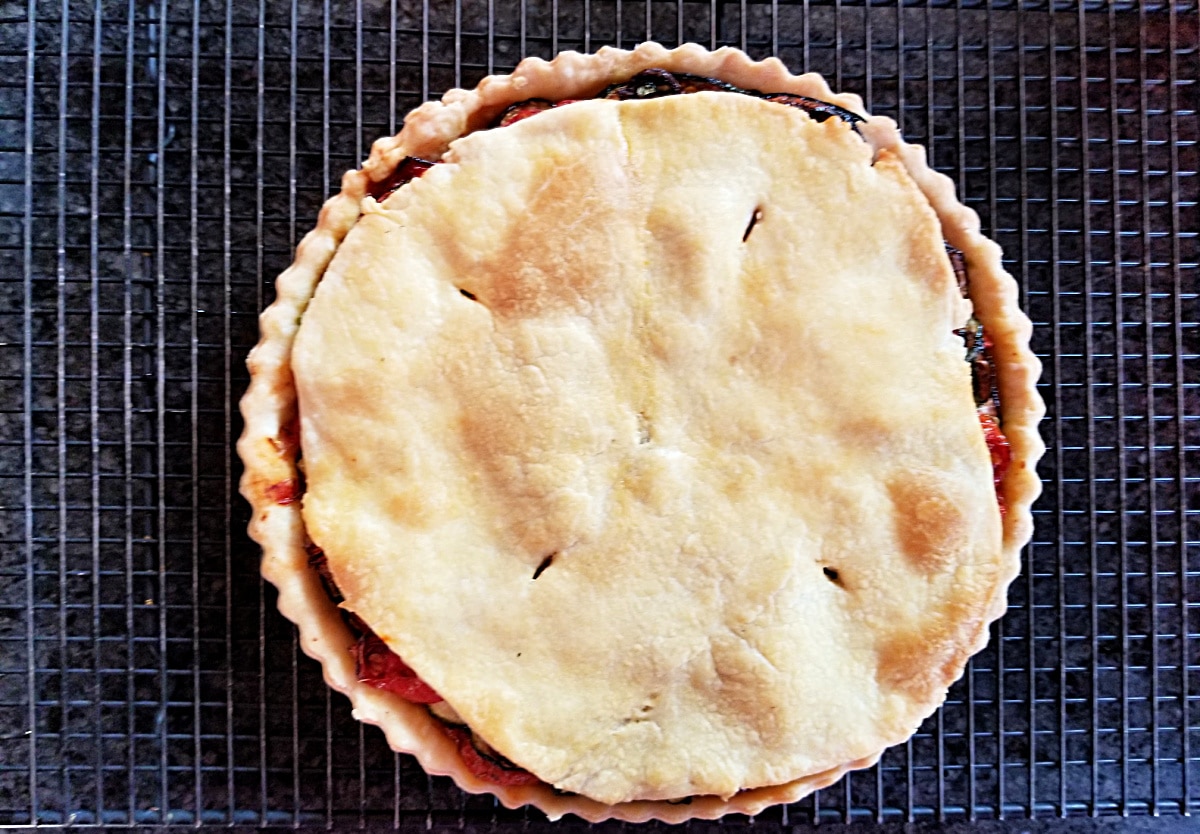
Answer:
(456, 402, 595, 557)
(266, 478, 298, 505)
(874, 630, 948, 701)
(822, 566, 842, 586)
(386, 489, 433, 530)
(886, 474, 968, 574)
(873, 152, 956, 291)
(474, 156, 624, 318)
(875, 604, 985, 702)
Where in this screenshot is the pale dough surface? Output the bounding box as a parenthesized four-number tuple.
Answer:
(291, 93, 1003, 805)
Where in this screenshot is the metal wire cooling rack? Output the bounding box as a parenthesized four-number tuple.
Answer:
(0, 0, 1197, 829)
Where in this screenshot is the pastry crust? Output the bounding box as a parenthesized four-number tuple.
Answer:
(238, 42, 1044, 822)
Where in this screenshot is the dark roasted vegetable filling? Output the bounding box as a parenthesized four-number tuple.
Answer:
(502, 67, 865, 128)
(948, 244, 1011, 513)
(369, 68, 863, 202)
(442, 724, 543, 787)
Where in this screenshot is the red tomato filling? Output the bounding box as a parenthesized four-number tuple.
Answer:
(498, 97, 581, 127)
(266, 478, 298, 505)
(368, 155, 436, 202)
(441, 725, 542, 787)
(981, 412, 1012, 516)
(352, 632, 444, 704)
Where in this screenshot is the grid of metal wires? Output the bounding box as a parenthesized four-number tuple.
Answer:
(0, 0, 1196, 828)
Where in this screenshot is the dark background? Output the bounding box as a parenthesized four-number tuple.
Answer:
(0, 0, 1197, 829)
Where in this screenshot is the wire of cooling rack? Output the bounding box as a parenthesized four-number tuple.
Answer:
(0, 0, 1197, 829)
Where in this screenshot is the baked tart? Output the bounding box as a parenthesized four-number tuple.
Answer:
(238, 42, 1044, 822)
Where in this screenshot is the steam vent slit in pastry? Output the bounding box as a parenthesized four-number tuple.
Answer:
(239, 43, 1044, 823)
